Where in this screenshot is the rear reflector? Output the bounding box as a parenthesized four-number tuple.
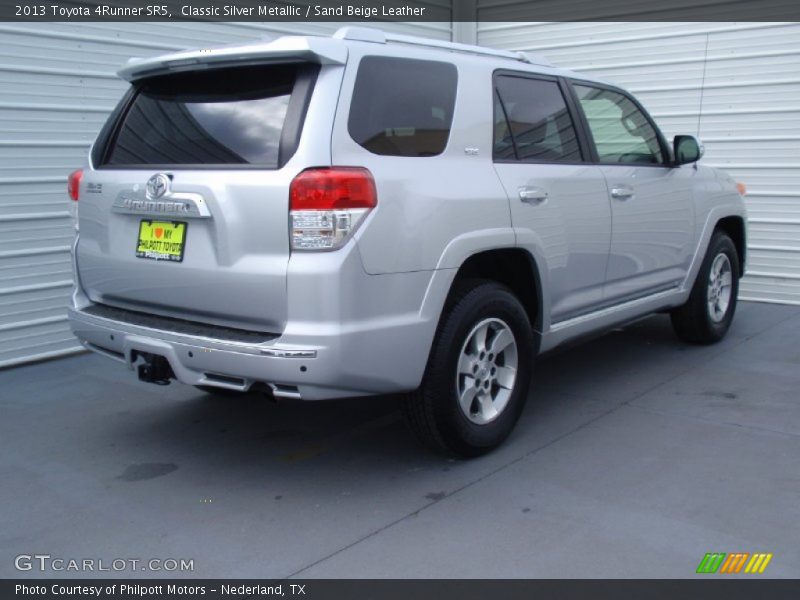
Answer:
(736, 182, 747, 196)
(67, 169, 83, 201)
(289, 168, 377, 250)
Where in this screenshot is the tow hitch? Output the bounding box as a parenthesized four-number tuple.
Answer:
(134, 352, 174, 385)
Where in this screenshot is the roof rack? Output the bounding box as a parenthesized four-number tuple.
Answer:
(332, 27, 552, 67)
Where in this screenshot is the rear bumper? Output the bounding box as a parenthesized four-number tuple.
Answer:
(68, 229, 453, 400)
(69, 309, 312, 398)
(68, 301, 435, 400)
(67, 235, 457, 400)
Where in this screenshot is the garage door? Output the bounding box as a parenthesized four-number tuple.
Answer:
(0, 20, 452, 368)
(477, 18, 800, 306)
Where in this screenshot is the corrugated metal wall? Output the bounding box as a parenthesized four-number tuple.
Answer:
(477, 17, 800, 306)
(0, 20, 451, 367)
(2, 15, 799, 367)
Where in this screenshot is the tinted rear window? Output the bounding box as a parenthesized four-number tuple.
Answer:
(104, 64, 300, 167)
(494, 75, 582, 163)
(348, 56, 457, 157)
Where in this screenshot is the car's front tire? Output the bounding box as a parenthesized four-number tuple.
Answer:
(671, 231, 740, 344)
(402, 280, 534, 457)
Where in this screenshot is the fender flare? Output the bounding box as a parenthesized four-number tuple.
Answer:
(418, 228, 549, 356)
(680, 204, 747, 298)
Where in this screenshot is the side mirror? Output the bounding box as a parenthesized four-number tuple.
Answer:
(673, 135, 704, 165)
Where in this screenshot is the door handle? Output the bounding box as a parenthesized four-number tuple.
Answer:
(519, 187, 548, 205)
(610, 186, 634, 200)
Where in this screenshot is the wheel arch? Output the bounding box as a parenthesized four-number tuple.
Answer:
(448, 248, 543, 353)
(715, 215, 746, 277)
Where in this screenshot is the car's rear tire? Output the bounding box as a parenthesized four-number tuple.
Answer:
(402, 280, 534, 457)
(671, 231, 740, 344)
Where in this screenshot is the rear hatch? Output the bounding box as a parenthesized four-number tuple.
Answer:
(76, 60, 327, 332)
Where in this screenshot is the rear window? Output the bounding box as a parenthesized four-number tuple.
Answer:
(494, 75, 582, 163)
(348, 56, 457, 157)
(102, 64, 310, 168)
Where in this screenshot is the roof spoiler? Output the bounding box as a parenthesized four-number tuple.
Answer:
(118, 26, 554, 82)
(118, 35, 347, 82)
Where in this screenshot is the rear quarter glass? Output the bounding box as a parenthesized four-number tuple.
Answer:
(347, 56, 458, 157)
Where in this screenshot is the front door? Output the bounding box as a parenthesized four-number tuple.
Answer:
(572, 83, 695, 304)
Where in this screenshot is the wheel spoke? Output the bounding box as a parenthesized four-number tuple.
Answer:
(457, 352, 474, 375)
(495, 365, 516, 390)
(458, 381, 478, 415)
(472, 323, 489, 354)
(477, 393, 498, 422)
(713, 257, 724, 277)
(489, 328, 514, 354)
(719, 271, 733, 287)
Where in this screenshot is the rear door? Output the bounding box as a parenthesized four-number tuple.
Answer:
(76, 63, 327, 332)
(491, 72, 612, 323)
(571, 83, 695, 303)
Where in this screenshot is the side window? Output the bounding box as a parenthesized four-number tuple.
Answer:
(573, 85, 664, 165)
(493, 75, 582, 163)
(348, 56, 457, 157)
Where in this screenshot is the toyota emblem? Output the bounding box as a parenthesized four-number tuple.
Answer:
(145, 173, 171, 199)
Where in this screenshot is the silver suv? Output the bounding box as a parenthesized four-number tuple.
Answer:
(68, 27, 747, 456)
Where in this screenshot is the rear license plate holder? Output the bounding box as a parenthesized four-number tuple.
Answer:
(135, 220, 187, 262)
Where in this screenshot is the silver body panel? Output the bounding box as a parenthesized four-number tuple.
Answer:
(69, 30, 747, 399)
(600, 163, 696, 304)
(494, 162, 611, 323)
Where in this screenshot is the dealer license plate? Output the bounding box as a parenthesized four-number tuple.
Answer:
(136, 220, 187, 262)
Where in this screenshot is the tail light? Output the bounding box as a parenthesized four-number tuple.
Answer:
(67, 169, 83, 231)
(736, 182, 747, 196)
(67, 169, 83, 201)
(289, 167, 377, 250)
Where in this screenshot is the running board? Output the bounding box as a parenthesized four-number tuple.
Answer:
(541, 288, 682, 353)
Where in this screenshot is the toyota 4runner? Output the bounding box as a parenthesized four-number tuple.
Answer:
(67, 27, 747, 456)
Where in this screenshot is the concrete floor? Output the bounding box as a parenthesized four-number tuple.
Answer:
(1, 301, 799, 579)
